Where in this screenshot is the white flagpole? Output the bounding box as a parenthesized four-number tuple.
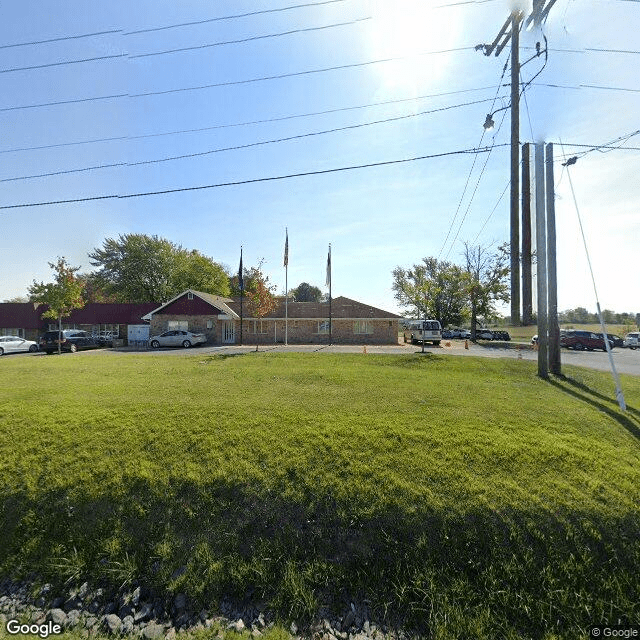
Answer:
(284, 228, 289, 346)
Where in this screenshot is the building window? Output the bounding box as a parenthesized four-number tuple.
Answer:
(187, 292, 194, 300)
(168, 320, 188, 331)
(317, 320, 329, 334)
(206, 320, 213, 329)
(354, 321, 373, 334)
(252, 320, 268, 334)
(1, 328, 24, 338)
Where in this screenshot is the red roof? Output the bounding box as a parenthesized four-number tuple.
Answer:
(0, 302, 159, 328)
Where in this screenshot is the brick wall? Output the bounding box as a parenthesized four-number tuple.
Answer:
(150, 314, 220, 344)
(236, 318, 398, 345)
(150, 314, 399, 345)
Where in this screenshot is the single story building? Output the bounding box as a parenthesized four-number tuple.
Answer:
(143, 290, 401, 345)
(0, 302, 158, 342)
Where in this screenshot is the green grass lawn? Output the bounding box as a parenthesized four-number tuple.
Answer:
(1, 352, 639, 639)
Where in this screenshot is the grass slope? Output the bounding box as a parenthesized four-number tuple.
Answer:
(1, 352, 639, 639)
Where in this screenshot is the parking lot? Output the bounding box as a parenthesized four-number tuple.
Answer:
(7, 338, 640, 377)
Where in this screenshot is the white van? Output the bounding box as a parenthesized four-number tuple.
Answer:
(623, 332, 639, 350)
(403, 320, 442, 346)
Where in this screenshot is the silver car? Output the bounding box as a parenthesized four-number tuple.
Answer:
(149, 330, 206, 349)
(0, 335, 39, 355)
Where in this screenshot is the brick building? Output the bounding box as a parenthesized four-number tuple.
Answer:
(144, 290, 401, 345)
(0, 302, 157, 341)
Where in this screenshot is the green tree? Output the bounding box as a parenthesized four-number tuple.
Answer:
(76, 273, 117, 303)
(173, 250, 230, 297)
(28, 258, 85, 354)
(290, 282, 324, 302)
(88, 234, 228, 302)
(244, 262, 277, 351)
(463, 242, 510, 340)
(392, 258, 467, 328)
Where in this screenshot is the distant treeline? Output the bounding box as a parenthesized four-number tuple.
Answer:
(558, 308, 639, 326)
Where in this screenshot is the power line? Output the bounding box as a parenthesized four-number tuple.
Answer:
(0, 144, 509, 211)
(437, 52, 510, 260)
(0, 94, 127, 113)
(130, 17, 372, 59)
(128, 98, 498, 168)
(471, 179, 511, 245)
(0, 86, 499, 155)
(124, 0, 352, 35)
(0, 98, 499, 182)
(0, 29, 121, 49)
(534, 82, 640, 92)
(443, 107, 508, 260)
(0, 54, 126, 75)
(130, 47, 475, 99)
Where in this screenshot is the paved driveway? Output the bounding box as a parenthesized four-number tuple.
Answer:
(100, 340, 640, 376)
(12, 340, 640, 377)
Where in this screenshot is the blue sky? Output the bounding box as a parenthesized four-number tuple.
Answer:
(1, 0, 638, 318)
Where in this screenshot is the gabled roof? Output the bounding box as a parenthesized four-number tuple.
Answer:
(227, 296, 401, 319)
(142, 290, 239, 320)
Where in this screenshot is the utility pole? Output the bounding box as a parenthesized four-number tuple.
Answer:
(545, 143, 561, 375)
(478, 10, 523, 326)
(521, 143, 533, 325)
(510, 11, 521, 326)
(535, 143, 548, 378)
(479, 1, 557, 326)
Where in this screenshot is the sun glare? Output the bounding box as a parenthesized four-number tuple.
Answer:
(368, 0, 463, 92)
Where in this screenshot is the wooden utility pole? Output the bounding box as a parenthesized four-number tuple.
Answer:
(535, 143, 548, 378)
(509, 11, 521, 326)
(521, 143, 533, 325)
(545, 143, 561, 375)
(480, 1, 557, 326)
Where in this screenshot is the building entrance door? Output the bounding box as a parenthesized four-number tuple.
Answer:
(222, 321, 236, 344)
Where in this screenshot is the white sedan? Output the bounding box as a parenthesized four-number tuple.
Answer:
(149, 330, 206, 349)
(0, 335, 39, 355)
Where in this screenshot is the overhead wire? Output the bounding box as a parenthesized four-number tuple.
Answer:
(129, 47, 476, 99)
(443, 106, 509, 259)
(437, 50, 511, 260)
(124, 0, 352, 35)
(0, 29, 121, 49)
(129, 17, 372, 59)
(471, 178, 511, 245)
(0, 54, 126, 75)
(0, 144, 510, 211)
(0, 97, 500, 182)
(0, 85, 499, 155)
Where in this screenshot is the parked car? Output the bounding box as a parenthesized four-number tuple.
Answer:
(149, 330, 206, 349)
(39, 330, 101, 354)
(0, 335, 39, 355)
(560, 330, 612, 352)
(477, 329, 494, 340)
(493, 331, 511, 341)
(459, 329, 472, 339)
(92, 331, 116, 347)
(623, 332, 639, 350)
(403, 320, 442, 346)
(441, 329, 453, 339)
(606, 334, 624, 348)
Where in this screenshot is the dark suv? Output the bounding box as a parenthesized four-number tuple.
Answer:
(560, 330, 612, 352)
(39, 330, 100, 354)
